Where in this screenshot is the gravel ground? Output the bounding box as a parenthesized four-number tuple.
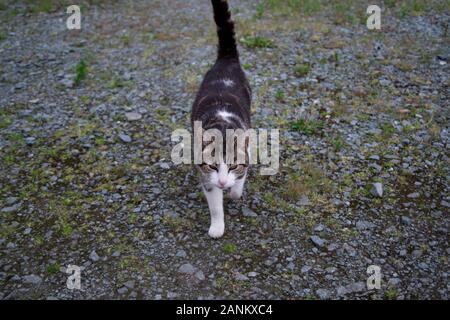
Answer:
(0, 0, 449, 300)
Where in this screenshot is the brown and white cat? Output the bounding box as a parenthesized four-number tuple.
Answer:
(191, 0, 252, 238)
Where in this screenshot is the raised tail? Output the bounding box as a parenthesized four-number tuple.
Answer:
(211, 0, 238, 59)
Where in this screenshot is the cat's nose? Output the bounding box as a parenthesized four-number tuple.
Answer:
(218, 178, 227, 187)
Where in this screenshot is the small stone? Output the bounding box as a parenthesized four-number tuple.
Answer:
(441, 200, 450, 208)
(407, 192, 420, 199)
(176, 250, 187, 258)
(316, 289, 330, 300)
(247, 272, 258, 277)
(342, 243, 356, 256)
(11, 275, 21, 281)
(89, 250, 99, 262)
(178, 263, 196, 275)
(418, 262, 428, 270)
(356, 220, 375, 231)
(352, 87, 367, 97)
(369, 163, 382, 172)
(113, 193, 121, 200)
(301, 265, 311, 273)
(336, 286, 348, 296)
(314, 224, 325, 232)
(167, 292, 178, 299)
(6, 242, 16, 249)
(388, 278, 401, 287)
(235, 273, 249, 281)
(371, 182, 383, 197)
(61, 78, 74, 88)
(412, 249, 422, 257)
(112, 251, 121, 257)
(119, 134, 132, 143)
(195, 271, 205, 281)
(1, 204, 20, 213)
(310, 235, 326, 248)
(325, 267, 336, 273)
(117, 287, 128, 294)
(400, 216, 412, 225)
(23, 274, 42, 284)
(327, 243, 339, 252)
(242, 207, 257, 217)
(159, 162, 170, 169)
(298, 195, 310, 206)
(25, 137, 36, 145)
(24, 228, 32, 235)
(132, 207, 141, 213)
(347, 282, 365, 293)
(152, 188, 162, 195)
(124, 280, 135, 289)
(124, 112, 142, 121)
(5, 197, 18, 205)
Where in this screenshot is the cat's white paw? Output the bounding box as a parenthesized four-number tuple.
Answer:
(208, 224, 225, 238)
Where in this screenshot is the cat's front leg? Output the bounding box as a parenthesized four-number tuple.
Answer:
(230, 172, 247, 200)
(203, 185, 225, 238)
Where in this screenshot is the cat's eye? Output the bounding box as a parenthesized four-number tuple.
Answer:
(229, 164, 238, 170)
(209, 165, 218, 171)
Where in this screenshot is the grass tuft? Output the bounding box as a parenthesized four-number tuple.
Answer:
(46, 263, 61, 274)
(222, 243, 237, 254)
(294, 63, 310, 77)
(74, 59, 87, 86)
(291, 119, 324, 135)
(240, 36, 274, 48)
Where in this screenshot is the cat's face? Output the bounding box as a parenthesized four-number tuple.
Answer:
(198, 163, 247, 189)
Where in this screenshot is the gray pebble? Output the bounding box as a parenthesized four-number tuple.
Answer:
(125, 112, 142, 121)
(310, 235, 326, 247)
(371, 182, 383, 197)
(23, 274, 42, 284)
(178, 263, 196, 275)
(407, 192, 420, 199)
(316, 289, 330, 299)
(119, 134, 132, 143)
(195, 271, 205, 281)
(242, 207, 257, 217)
(89, 250, 100, 262)
(117, 287, 128, 294)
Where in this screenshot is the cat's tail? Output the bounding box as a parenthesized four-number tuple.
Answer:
(211, 0, 239, 60)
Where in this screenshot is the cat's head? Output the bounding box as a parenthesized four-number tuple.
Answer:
(198, 162, 247, 189)
(197, 135, 249, 189)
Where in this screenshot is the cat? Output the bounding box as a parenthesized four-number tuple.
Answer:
(191, 0, 252, 238)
